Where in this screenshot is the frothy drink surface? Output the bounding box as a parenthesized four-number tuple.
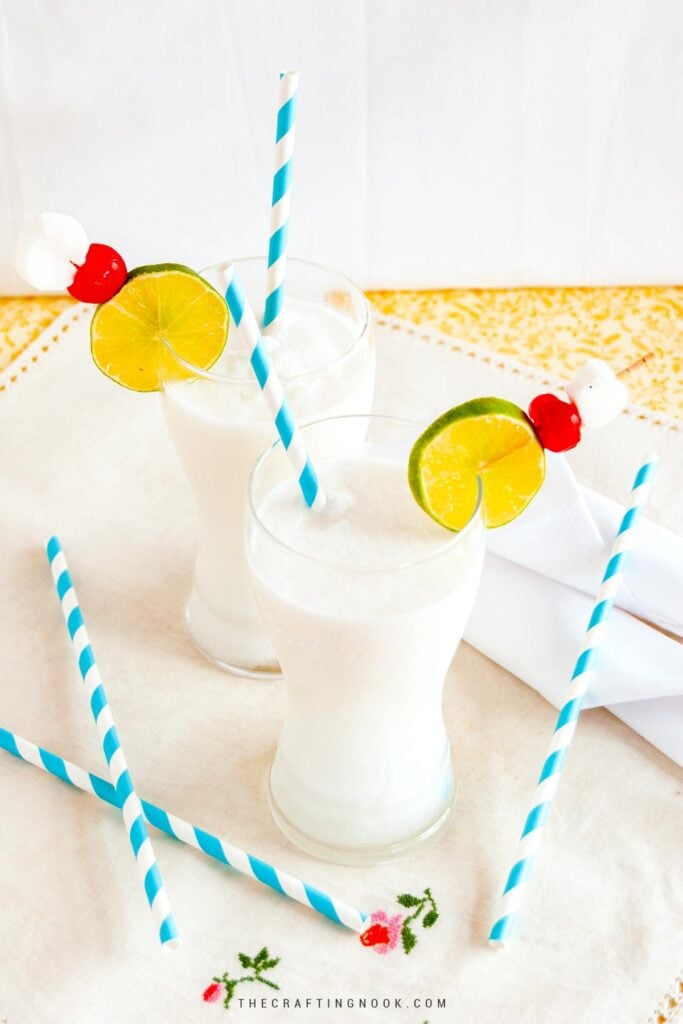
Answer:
(258, 457, 451, 566)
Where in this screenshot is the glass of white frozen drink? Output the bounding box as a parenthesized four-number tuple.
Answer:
(160, 258, 374, 677)
(247, 414, 485, 864)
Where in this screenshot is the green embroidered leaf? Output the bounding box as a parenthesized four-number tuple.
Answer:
(422, 909, 438, 928)
(212, 949, 282, 1009)
(224, 979, 239, 1009)
(397, 893, 422, 907)
(402, 923, 417, 953)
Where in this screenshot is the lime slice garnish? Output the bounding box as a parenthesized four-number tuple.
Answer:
(408, 397, 546, 529)
(90, 263, 228, 392)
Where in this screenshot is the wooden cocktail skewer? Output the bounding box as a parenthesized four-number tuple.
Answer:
(616, 351, 655, 379)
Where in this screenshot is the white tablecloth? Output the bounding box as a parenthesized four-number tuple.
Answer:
(0, 307, 681, 1023)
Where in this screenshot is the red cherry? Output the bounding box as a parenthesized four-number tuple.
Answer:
(68, 243, 127, 303)
(528, 393, 582, 452)
(360, 923, 390, 947)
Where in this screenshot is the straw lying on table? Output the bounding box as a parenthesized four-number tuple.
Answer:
(0, 726, 367, 933)
(220, 264, 325, 509)
(45, 537, 180, 949)
(263, 70, 299, 331)
(488, 454, 658, 948)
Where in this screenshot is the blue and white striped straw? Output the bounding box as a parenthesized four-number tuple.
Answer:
(0, 726, 367, 933)
(220, 264, 325, 509)
(263, 70, 299, 331)
(489, 454, 658, 948)
(45, 537, 180, 949)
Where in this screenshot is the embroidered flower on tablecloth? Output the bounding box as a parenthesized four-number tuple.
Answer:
(359, 909, 403, 954)
(360, 887, 439, 955)
(203, 948, 280, 1010)
(202, 887, 438, 1011)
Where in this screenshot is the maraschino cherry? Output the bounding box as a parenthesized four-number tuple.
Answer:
(14, 212, 129, 301)
(68, 243, 127, 303)
(527, 393, 582, 452)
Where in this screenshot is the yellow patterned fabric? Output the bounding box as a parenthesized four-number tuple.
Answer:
(0, 296, 75, 372)
(1, 288, 681, 418)
(367, 286, 682, 419)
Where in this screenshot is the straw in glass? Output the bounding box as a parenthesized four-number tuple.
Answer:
(220, 263, 325, 509)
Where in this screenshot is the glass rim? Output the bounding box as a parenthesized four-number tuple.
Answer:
(161, 255, 371, 387)
(247, 413, 484, 572)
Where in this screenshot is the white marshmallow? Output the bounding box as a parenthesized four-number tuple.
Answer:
(566, 358, 628, 429)
(14, 212, 89, 291)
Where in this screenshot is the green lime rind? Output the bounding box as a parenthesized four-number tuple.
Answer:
(125, 262, 207, 282)
(408, 396, 545, 531)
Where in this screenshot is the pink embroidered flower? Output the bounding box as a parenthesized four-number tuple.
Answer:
(360, 910, 403, 954)
(203, 981, 225, 1003)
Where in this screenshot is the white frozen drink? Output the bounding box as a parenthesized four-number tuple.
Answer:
(247, 416, 484, 863)
(160, 259, 374, 675)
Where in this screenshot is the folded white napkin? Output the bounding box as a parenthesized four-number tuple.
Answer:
(464, 454, 683, 765)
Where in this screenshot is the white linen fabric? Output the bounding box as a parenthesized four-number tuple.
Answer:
(467, 456, 683, 763)
(0, 308, 681, 1022)
(2, 0, 683, 293)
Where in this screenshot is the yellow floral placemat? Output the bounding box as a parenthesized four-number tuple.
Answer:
(1, 286, 681, 419)
(367, 286, 683, 420)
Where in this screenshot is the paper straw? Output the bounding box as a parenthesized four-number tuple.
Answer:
(488, 454, 658, 948)
(220, 264, 325, 509)
(0, 726, 368, 933)
(263, 70, 299, 331)
(45, 537, 180, 949)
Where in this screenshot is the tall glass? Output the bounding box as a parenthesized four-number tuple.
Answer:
(160, 258, 374, 677)
(246, 415, 485, 864)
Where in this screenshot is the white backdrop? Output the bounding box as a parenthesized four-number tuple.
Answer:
(1, 0, 682, 292)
